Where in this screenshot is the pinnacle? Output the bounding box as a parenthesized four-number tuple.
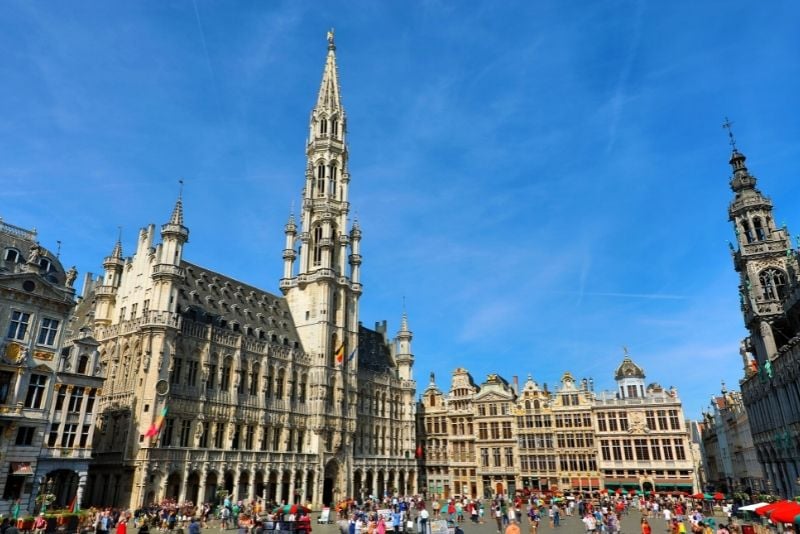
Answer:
(315, 32, 343, 112)
(110, 239, 123, 259)
(169, 197, 184, 226)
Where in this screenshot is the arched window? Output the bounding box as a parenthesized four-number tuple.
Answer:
(753, 217, 767, 241)
(316, 164, 325, 196)
(533, 400, 540, 410)
(249, 363, 260, 396)
(525, 400, 531, 410)
(329, 164, 338, 198)
(331, 118, 338, 137)
(221, 358, 232, 391)
(741, 220, 754, 243)
(275, 368, 286, 398)
(312, 226, 323, 267)
(319, 118, 328, 135)
(760, 268, 788, 300)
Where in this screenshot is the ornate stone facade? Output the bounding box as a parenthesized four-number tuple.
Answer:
(76, 34, 417, 509)
(417, 354, 696, 499)
(0, 219, 101, 515)
(725, 146, 800, 497)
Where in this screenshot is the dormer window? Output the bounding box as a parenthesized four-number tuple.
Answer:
(39, 257, 53, 273)
(4, 249, 19, 263)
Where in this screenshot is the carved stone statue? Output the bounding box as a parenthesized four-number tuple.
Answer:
(193, 422, 204, 447)
(27, 245, 41, 266)
(65, 266, 78, 288)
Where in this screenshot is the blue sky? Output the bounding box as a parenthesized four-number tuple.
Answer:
(1, 1, 799, 419)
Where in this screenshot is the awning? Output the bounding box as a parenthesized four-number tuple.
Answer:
(11, 462, 33, 475)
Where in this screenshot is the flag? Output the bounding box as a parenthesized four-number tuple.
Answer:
(68, 495, 76, 513)
(145, 406, 168, 437)
(415, 444, 423, 459)
(335, 343, 345, 364)
(346, 348, 357, 363)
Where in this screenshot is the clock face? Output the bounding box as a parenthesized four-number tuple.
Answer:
(155, 379, 169, 396)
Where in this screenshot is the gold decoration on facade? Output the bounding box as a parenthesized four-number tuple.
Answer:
(34, 350, 54, 361)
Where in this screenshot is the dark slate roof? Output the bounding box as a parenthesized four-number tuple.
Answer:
(0, 221, 67, 286)
(358, 325, 395, 373)
(176, 261, 301, 346)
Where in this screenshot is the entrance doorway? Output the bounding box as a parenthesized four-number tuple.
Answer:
(322, 460, 339, 506)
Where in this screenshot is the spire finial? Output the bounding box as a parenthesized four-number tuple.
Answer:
(622, 345, 629, 358)
(178, 178, 184, 199)
(722, 117, 737, 151)
(169, 181, 185, 226)
(327, 28, 335, 50)
(111, 227, 123, 259)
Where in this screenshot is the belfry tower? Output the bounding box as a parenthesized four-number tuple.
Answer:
(728, 146, 799, 366)
(280, 30, 361, 499)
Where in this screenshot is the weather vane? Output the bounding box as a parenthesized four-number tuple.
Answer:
(178, 178, 184, 199)
(722, 117, 737, 150)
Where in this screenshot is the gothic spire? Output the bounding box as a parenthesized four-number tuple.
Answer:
(316, 29, 343, 112)
(110, 238, 123, 260)
(169, 195, 184, 226)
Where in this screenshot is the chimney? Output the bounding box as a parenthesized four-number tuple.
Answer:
(513, 375, 519, 394)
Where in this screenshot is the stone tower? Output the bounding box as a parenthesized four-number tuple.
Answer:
(728, 148, 798, 365)
(280, 31, 361, 502)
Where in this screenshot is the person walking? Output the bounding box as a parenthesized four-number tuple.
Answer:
(419, 508, 429, 534)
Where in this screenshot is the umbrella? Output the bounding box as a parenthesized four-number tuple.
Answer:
(615, 489, 622, 495)
(692, 493, 704, 500)
(756, 502, 783, 517)
(767, 501, 800, 524)
(703, 493, 714, 500)
(739, 503, 768, 512)
(714, 492, 726, 501)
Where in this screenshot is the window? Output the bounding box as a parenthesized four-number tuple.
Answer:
(490, 422, 500, 440)
(611, 439, 622, 461)
(618, 412, 628, 431)
(186, 361, 198, 387)
(668, 410, 681, 430)
(597, 413, 607, 432)
(674, 439, 686, 460)
(0, 371, 12, 404)
(170, 358, 183, 385)
(161, 418, 175, 447)
(214, 423, 224, 448)
(657, 410, 667, 430)
(502, 421, 513, 439)
(15, 426, 35, 446)
(492, 448, 501, 467)
(221, 361, 231, 390)
(650, 439, 662, 460)
(622, 440, 633, 461)
(608, 415, 618, 432)
(662, 439, 674, 460)
(646, 410, 655, 430)
(478, 405, 486, 417)
(61, 424, 78, 447)
(79, 425, 91, 447)
(130, 303, 138, 319)
(753, 217, 767, 241)
(24, 374, 47, 408)
(77, 355, 90, 374)
(199, 422, 209, 449)
(55, 386, 67, 412)
(505, 447, 514, 467)
(85, 389, 96, 414)
(760, 268, 788, 300)
(67, 387, 84, 413)
(601, 440, 611, 461)
(179, 420, 191, 447)
(246, 425, 255, 450)
(48, 423, 60, 447)
(37, 318, 59, 345)
(478, 423, 488, 440)
(206, 364, 217, 390)
(634, 439, 649, 461)
(4, 248, 19, 262)
(7, 311, 31, 340)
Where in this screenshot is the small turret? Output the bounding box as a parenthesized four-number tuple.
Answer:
(152, 194, 189, 311)
(614, 348, 646, 399)
(282, 213, 298, 284)
(395, 311, 414, 381)
(94, 238, 125, 326)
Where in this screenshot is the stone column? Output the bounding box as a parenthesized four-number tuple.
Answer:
(178, 466, 189, 504)
(196, 470, 207, 509)
(276, 469, 284, 504)
(76, 471, 88, 510)
(249, 466, 257, 503)
(300, 470, 308, 504)
(372, 469, 379, 498)
(288, 471, 296, 504)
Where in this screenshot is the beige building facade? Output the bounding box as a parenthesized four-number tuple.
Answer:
(417, 354, 696, 498)
(75, 33, 417, 510)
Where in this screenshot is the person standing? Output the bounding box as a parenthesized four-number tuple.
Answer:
(419, 508, 429, 534)
(527, 505, 540, 534)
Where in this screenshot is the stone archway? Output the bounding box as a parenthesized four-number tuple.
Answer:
(205, 472, 219, 503)
(267, 471, 278, 502)
(224, 471, 235, 496)
(323, 459, 340, 506)
(365, 470, 374, 499)
(187, 472, 201, 504)
(43, 469, 79, 509)
(255, 471, 265, 501)
(354, 470, 363, 499)
(377, 470, 385, 498)
(398, 470, 405, 496)
(166, 472, 182, 500)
